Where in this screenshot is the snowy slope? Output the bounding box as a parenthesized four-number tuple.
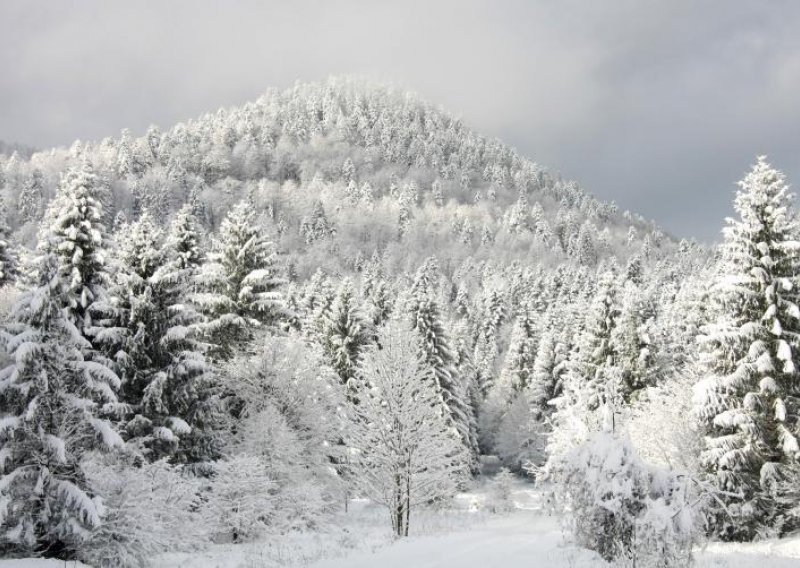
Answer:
(309, 508, 600, 568)
(5, 482, 800, 567)
(141, 481, 800, 568)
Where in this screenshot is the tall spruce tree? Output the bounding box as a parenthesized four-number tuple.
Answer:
(529, 327, 559, 421)
(495, 303, 538, 399)
(612, 282, 658, 401)
(322, 279, 373, 390)
(43, 161, 110, 337)
(194, 201, 285, 359)
(546, 271, 621, 469)
(165, 203, 204, 272)
(102, 213, 218, 464)
(0, 219, 17, 288)
(0, 163, 122, 558)
(694, 157, 800, 540)
(407, 260, 477, 463)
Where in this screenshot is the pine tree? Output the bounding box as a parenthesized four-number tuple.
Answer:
(612, 282, 658, 400)
(407, 265, 477, 462)
(300, 200, 334, 244)
(321, 279, 373, 391)
(495, 304, 538, 400)
(571, 271, 621, 412)
(300, 268, 335, 342)
(504, 195, 530, 234)
(529, 327, 559, 421)
(18, 168, 44, 224)
(0, 219, 17, 288)
(103, 213, 218, 463)
(546, 272, 621, 469)
(0, 205, 122, 558)
(194, 201, 285, 359)
(165, 203, 204, 272)
(694, 157, 800, 539)
(42, 161, 110, 336)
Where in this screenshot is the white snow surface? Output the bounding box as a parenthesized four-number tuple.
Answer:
(4, 480, 800, 567)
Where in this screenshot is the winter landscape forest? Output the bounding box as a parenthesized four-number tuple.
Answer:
(4, 3, 800, 567)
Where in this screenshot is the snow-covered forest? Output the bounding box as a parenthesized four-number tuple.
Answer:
(1, 77, 799, 567)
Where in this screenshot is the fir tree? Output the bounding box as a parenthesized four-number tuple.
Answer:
(407, 265, 477, 462)
(194, 201, 285, 359)
(529, 327, 559, 421)
(0, 214, 122, 559)
(42, 161, 110, 336)
(0, 219, 17, 288)
(694, 157, 800, 539)
(18, 168, 44, 224)
(612, 282, 658, 400)
(546, 272, 621, 469)
(495, 304, 538, 400)
(102, 213, 218, 463)
(165, 203, 204, 272)
(321, 279, 373, 390)
(299, 268, 336, 342)
(300, 200, 334, 244)
(571, 271, 621, 412)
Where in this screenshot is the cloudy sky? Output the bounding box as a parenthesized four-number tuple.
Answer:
(2, 0, 800, 240)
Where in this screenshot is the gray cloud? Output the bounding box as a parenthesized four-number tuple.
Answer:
(2, 0, 800, 240)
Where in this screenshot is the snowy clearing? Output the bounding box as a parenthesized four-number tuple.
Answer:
(141, 482, 800, 568)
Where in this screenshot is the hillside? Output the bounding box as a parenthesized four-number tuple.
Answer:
(0, 77, 690, 268)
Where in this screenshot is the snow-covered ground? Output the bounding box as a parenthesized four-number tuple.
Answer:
(4, 480, 800, 567)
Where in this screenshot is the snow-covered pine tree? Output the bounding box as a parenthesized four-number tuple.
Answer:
(321, 278, 373, 391)
(570, 270, 621, 413)
(42, 161, 110, 337)
(300, 200, 334, 244)
(612, 281, 658, 401)
(165, 203, 204, 272)
(0, 203, 123, 558)
(694, 157, 800, 540)
(546, 271, 621, 469)
(406, 263, 477, 463)
(494, 303, 538, 401)
(18, 168, 44, 224)
(0, 218, 17, 288)
(194, 201, 285, 359)
(529, 326, 559, 421)
(300, 268, 335, 342)
(102, 212, 218, 464)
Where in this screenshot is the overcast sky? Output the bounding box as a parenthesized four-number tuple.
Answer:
(2, 0, 800, 240)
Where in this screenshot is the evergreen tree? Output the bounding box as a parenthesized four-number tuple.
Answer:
(300, 268, 335, 342)
(0, 210, 122, 559)
(495, 304, 538, 400)
(194, 201, 285, 359)
(612, 282, 658, 401)
(571, 271, 621, 413)
(165, 203, 204, 272)
(300, 200, 334, 244)
(42, 161, 110, 336)
(18, 168, 44, 224)
(103, 213, 218, 463)
(407, 265, 477, 462)
(321, 279, 373, 390)
(0, 219, 17, 288)
(546, 272, 621, 469)
(694, 157, 800, 539)
(529, 327, 559, 421)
